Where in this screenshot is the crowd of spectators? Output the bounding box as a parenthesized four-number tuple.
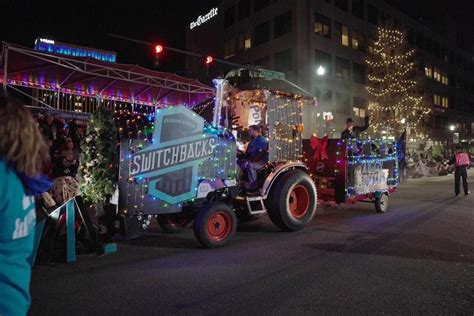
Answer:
(34, 111, 86, 207)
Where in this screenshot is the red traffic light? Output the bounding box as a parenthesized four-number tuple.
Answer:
(155, 45, 163, 54)
(205, 55, 213, 65)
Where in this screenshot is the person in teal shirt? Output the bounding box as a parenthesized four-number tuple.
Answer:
(0, 95, 50, 316)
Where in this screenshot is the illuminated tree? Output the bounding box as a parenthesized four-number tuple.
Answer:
(366, 26, 430, 140)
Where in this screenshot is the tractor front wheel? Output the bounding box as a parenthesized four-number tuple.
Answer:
(193, 202, 237, 248)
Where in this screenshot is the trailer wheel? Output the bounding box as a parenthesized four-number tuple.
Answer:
(157, 213, 192, 233)
(193, 202, 236, 248)
(375, 193, 389, 213)
(267, 170, 317, 231)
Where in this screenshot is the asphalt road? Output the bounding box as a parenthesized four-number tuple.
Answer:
(30, 172, 474, 315)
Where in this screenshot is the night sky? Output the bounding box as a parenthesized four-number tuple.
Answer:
(0, 0, 472, 75)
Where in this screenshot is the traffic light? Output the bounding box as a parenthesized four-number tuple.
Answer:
(205, 55, 213, 65)
(153, 44, 163, 68)
(205, 55, 214, 75)
(155, 45, 163, 54)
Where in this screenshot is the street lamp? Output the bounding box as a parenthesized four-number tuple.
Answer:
(316, 65, 326, 76)
(449, 124, 455, 131)
(400, 118, 406, 124)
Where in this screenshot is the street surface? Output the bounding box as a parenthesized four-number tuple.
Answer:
(30, 172, 474, 315)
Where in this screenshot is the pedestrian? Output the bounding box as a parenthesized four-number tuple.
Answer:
(0, 94, 51, 316)
(449, 146, 470, 196)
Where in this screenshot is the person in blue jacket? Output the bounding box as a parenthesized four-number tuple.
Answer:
(237, 125, 269, 192)
(0, 95, 50, 316)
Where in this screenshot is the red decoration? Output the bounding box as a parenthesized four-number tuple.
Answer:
(310, 135, 329, 161)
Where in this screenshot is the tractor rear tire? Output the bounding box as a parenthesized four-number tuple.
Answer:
(267, 170, 317, 231)
(193, 202, 237, 248)
(157, 213, 192, 233)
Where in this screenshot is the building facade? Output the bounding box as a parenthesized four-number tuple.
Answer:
(186, 0, 474, 143)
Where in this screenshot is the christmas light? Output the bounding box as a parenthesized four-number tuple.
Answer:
(366, 26, 431, 142)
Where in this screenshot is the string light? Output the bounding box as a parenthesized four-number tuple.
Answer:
(366, 26, 431, 142)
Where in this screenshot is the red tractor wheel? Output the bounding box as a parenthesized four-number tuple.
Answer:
(157, 213, 192, 233)
(193, 202, 237, 248)
(267, 170, 317, 231)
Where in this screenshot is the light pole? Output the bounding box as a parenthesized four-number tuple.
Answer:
(315, 65, 328, 135)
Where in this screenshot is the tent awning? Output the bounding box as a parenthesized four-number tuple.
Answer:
(0, 42, 215, 107)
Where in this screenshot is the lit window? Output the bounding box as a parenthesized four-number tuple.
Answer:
(424, 66, 432, 78)
(315, 13, 331, 38)
(352, 31, 360, 49)
(353, 106, 366, 118)
(442, 97, 449, 108)
(341, 25, 349, 46)
(433, 94, 441, 106)
(244, 31, 252, 50)
(441, 75, 448, 85)
(433, 67, 441, 82)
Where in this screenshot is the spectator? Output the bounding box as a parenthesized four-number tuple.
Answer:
(52, 152, 80, 205)
(0, 94, 50, 316)
(60, 138, 79, 161)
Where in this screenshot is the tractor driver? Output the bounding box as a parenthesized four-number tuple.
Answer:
(237, 125, 269, 193)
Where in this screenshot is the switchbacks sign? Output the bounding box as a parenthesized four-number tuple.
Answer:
(129, 107, 216, 204)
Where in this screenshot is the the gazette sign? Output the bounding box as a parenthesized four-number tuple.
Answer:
(190, 8, 218, 30)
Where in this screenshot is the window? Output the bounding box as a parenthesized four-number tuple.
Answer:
(415, 32, 424, 49)
(341, 25, 349, 46)
(424, 65, 432, 78)
(367, 4, 378, 25)
(224, 6, 235, 28)
(335, 57, 349, 79)
(352, 0, 365, 19)
(254, 21, 270, 46)
(353, 96, 367, 118)
(238, 0, 251, 20)
(274, 49, 293, 72)
(407, 28, 414, 45)
(352, 62, 365, 84)
(441, 97, 449, 108)
(254, 0, 270, 12)
(315, 49, 332, 75)
(433, 94, 441, 106)
(425, 37, 432, 53)
(353, 106, 366, 118)
(351, 31, 361, 50)
(254, 55, 270, 68)
(441, 74, 448, 85)
(336, 92, 350, 114)
(237, 31, 252, 51)
(335, 22, 349, 46)
(244, 31, 252, 49)
(274, 11, 292, 38)
(224, 38, 236, 58)
(433, 67, 441, 82)
(433, 41, 440, 58)
(314, 12, 331, 38)
(380, 12, 391, 25)
(315, 88, 332, 108)
(334, 0, 348, 11)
